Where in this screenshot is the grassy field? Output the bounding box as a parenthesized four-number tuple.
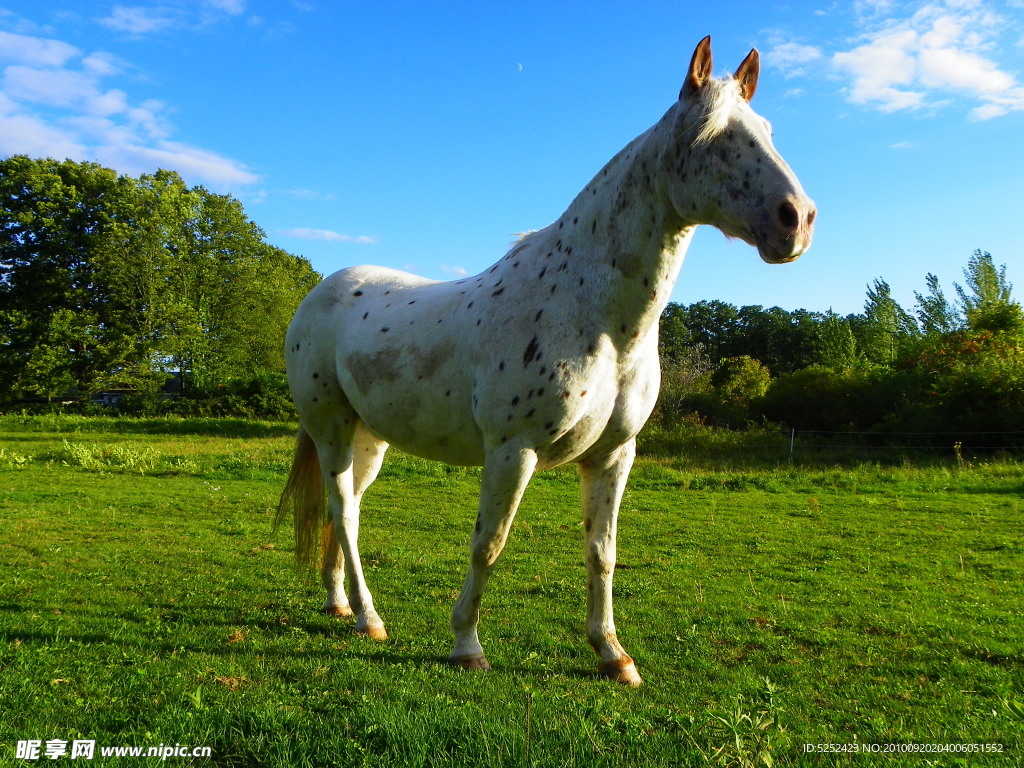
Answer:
(1, 414, 1022, 766)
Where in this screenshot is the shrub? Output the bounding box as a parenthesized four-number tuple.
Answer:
(759, 365, 859, 431)
(168, 373, 296, 419)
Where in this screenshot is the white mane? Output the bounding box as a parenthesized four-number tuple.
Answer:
(693, 77, 742, 145)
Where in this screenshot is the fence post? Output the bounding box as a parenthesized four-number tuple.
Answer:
(789, 428, 796, 464)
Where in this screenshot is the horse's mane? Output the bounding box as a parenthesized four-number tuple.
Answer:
(693, 77, 742, 146)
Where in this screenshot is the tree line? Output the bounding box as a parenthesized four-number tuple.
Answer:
(656, 250, 1024, 443)
(3, 155, 1021, 438)
(0, 156, 320, 415)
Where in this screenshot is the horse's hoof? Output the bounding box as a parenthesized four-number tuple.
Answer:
(450, 654, 492, 671)
(322, 605, 354, 617)
(598, 658, 643, 687)
(354, 625, 388, 641)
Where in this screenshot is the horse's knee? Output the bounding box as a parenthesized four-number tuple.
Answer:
(469, 537, 504, 570)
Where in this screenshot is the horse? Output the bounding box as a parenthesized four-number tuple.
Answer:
(277, 36, 815, 685)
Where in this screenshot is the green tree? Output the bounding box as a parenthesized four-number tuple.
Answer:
(817, 311, 859, 370)
(914, 273, 961, 336)
(0, 157, 138, 398)
(659, 302, 691, 363)
(735, 305, 821, 374)
(0, 156, 319, 406)
(173, 189, 319, 388)
(668, 300, 740, 364)
(859, 278, 918, 365)
(955, 250, 1023, 335)
(659, 301, 821, 373)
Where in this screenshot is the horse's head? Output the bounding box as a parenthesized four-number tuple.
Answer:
(665, 36, 816, 264)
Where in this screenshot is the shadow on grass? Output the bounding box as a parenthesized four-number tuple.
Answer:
(0, 622, 603, 684)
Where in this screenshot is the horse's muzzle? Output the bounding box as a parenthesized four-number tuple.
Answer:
(758, 195, 816, 264)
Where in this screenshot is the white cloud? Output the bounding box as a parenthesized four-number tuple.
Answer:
(82, 52, 126, 77)
(99, 1, 250, 36)
(284, 188, 336, 201)
(2, 65, 132, 117)
(918, 46, 1015, 94)
(0, 30, 78, 67)
(98, 142, 259, 186)
(441, 265, 469, 277)
(766, 41, 824, 75)
(100, 5, 179, 35)
(207, 0, 246, 14)
(832, 29, 926, 110)
(829, 0, 1024, 120)
(0, 29, 258, 189)
(0, 110, 87, 158)
(279, 228, 377, 244)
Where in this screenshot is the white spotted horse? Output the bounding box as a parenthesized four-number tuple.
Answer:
(277, 36, 815, 685)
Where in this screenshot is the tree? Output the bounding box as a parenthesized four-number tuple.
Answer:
(659, 302, 692, 363)
(660, 300, 740, 364)
(859, 278, 918, 365)
(914, 273, 961, 336)
(0, 156, 320, 405)
(659, 301, 820, 373)
(817, 311, 859, 370)
(734, 305, 821, 374)
(955, 250, 1023, 335)
(0, 157, 138, 398)
(711, 356, 771, 404)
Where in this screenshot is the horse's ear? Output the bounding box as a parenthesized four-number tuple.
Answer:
(734, 48, 759, 102)
(681, 35, 713, 100)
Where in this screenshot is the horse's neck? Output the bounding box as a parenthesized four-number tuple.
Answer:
(535, 117, 695, 346)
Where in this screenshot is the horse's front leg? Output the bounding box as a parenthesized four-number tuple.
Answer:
(580, 439, 643, 686)
(450, 445, 538, 670)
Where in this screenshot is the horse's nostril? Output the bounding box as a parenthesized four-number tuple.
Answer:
(777, 201, 799, 231)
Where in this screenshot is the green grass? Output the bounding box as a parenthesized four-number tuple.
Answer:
(1, 415, 1022, 766)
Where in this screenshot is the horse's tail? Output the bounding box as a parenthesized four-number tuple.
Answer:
(275, 425, 326, 569)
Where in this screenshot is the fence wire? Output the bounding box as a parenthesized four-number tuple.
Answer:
(787, 429, 1024, 459)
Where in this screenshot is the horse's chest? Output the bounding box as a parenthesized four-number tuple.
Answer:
(530, 351, 658, 468)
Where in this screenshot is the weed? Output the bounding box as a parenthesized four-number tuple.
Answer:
(47, 439, 159, 474)
(1006, 699, 1024, 724)
(0, 447, 29, 470)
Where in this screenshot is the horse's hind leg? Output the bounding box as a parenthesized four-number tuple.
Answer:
(320, 422, 388, 620)
(320, 528, 352, 617)
(308, 414, 388, 640)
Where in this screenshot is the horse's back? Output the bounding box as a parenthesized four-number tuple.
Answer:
(287, 265, 487, 464)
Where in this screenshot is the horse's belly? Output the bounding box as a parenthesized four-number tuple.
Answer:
(341, 370, 486, 465)
(361, 408, 486, 466)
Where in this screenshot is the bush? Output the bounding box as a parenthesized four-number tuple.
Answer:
(168, 373, 295, 419)
(898, 331, 1024, 441)
(652, 348, 713, 426)
(656, 356, 772, 430)
(759, 366, 860, 431)
(712, 356, 771, 403)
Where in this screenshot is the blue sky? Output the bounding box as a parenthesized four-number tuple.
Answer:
(1, 1, 1022, 316)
